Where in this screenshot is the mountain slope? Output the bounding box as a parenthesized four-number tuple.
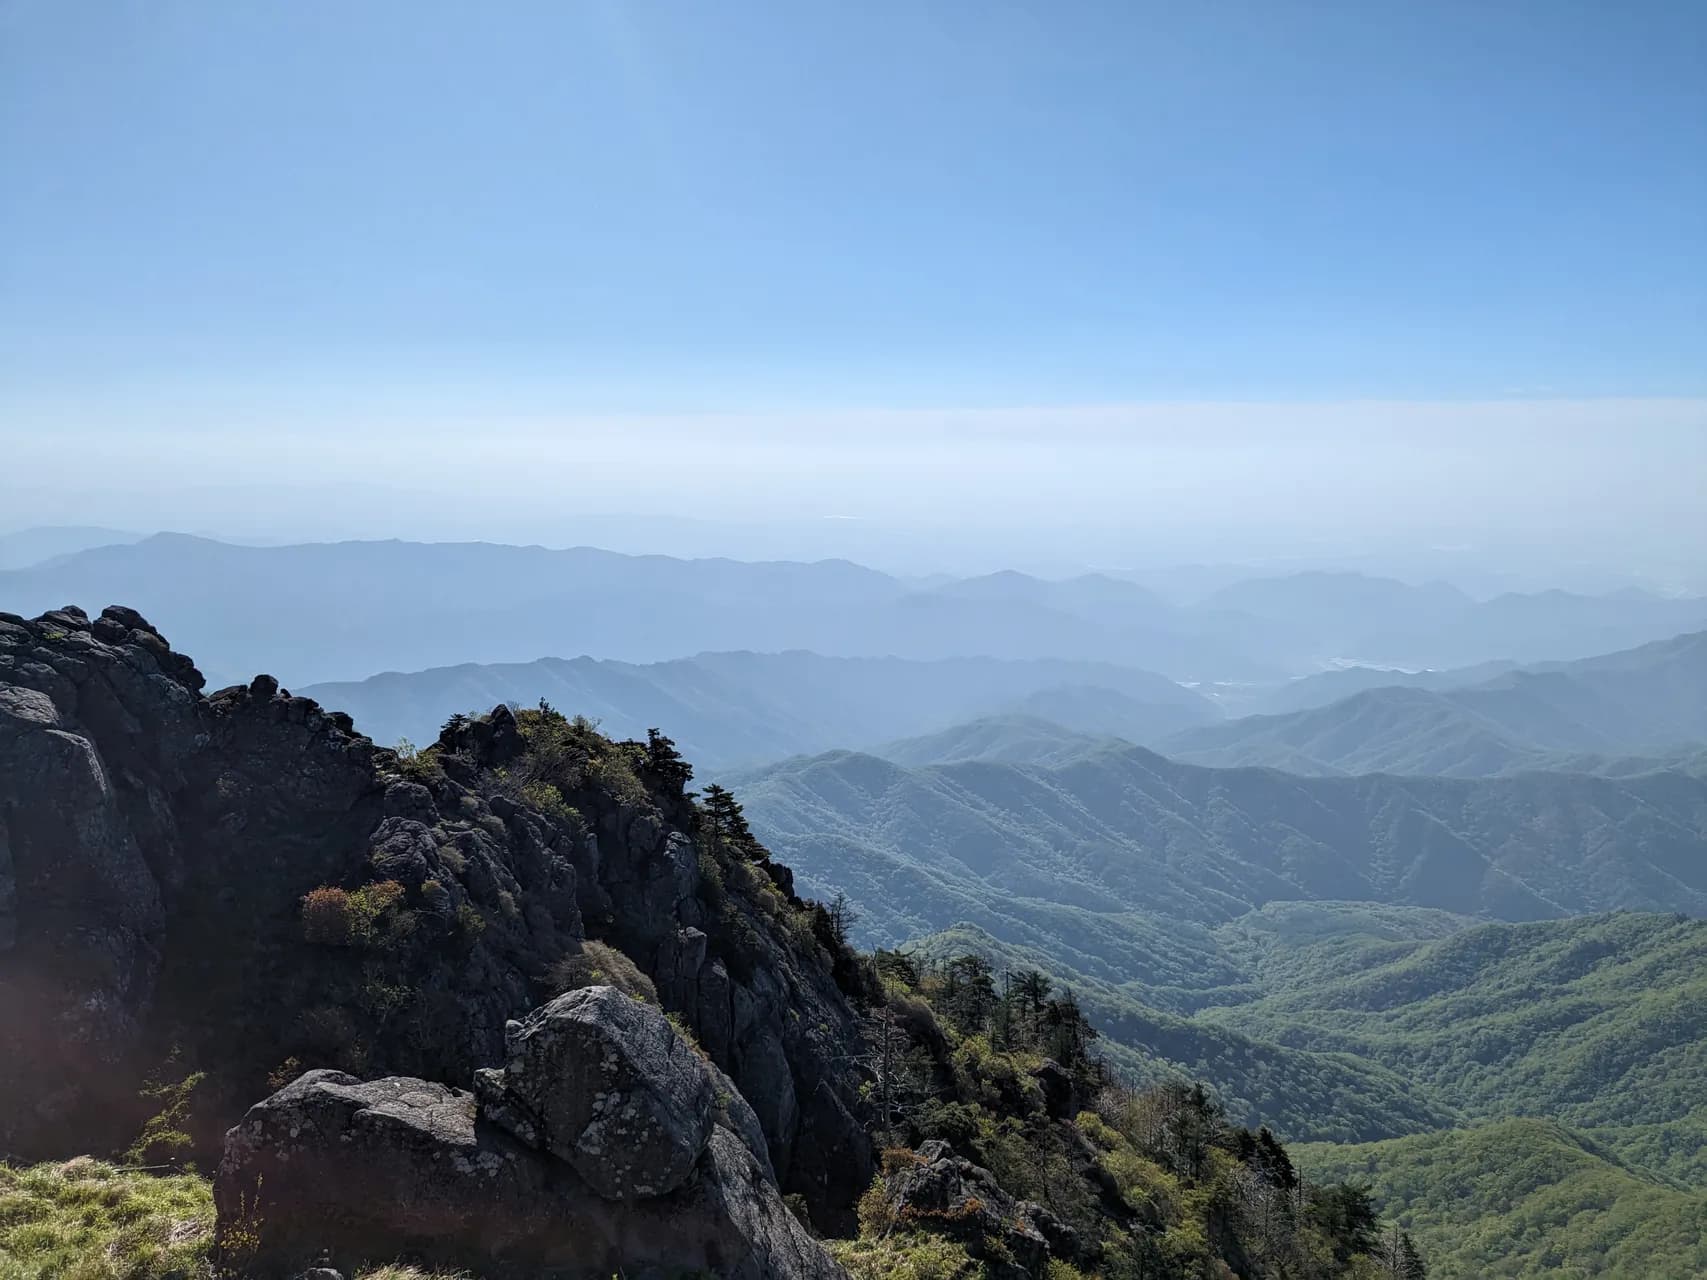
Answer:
(731, 743, 1707, 1148)
(1, 603, 1402, 1279)
(1293, 1119, 1707, 1280)
(1199, 910, 1707, 1131)
(873, 714, 1127, 767)
(1193, 570, 1707, 670)
(1166, 628, 1707, 775)
(908, 923, 1460, 1143)
(0, 524, 145, 569)
(734, 746, 1707, 945)
(1234, 659, 1517, 717)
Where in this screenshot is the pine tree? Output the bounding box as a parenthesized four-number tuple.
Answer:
(942, 954, 998, 1034)
(642, 727, 694, 793)
(698, 783, 758, 855)
(873, 948, 919, 988)
(1400, 1231, 1428, 1279)
(1043, 988, 1096, 1068)
(1011, 968, 1054, 1044)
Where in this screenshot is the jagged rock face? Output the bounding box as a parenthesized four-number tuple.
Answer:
(216, 1068, 847, 1280)
(885, 1140, 1081, 1280)
(435, 711, 875, 1227)
(0, 606, 207, 1148)
(0, 605, 870, 1227)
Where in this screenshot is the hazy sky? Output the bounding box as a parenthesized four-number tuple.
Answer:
(3, 1, 1704, 574)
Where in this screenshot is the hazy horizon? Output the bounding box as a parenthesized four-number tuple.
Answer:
(8, 398, 1707, 593)
(5, 3, 1704, 596)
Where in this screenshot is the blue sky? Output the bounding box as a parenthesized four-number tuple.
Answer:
(3, 0, 1703, 408)
(1, 1, 1704, 572)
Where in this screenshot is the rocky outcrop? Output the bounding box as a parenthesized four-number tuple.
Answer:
(1, 605, 871, 1229)
(882, 1140, 1081, 1280)
(474, 986, 717, 1198)
(215, 1018, 847, 1280)
(0, 605, 207, 1150)
(1030, 1058, 1080, 1120)
(434, 709, 875, 1227)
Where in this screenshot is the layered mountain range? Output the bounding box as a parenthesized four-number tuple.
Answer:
(5, 530, 1707, 1278)
(6, 533, 1704, 688)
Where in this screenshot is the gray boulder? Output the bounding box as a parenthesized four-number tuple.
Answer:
(214, 1068, 846, 1280)
(479, 985, 717, 1199)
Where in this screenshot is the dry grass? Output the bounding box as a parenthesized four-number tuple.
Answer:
(0, 1158, 213, 1280)
(547, 939, 659, 1004)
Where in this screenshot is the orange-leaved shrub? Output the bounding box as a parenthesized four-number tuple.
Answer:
(301, 886, 357, 945)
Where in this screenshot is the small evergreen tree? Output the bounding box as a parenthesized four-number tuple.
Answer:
(1400, 1230, 1428, 1279)
(1042, 988, 1097, 1070)
(873, 948, 919, 989)
(1307, 1180, 1381, 1263)
(1010, 968, 1054, 1043)
(642, 727, 694, 793)
(698, 783, 758, 855)
(941, 954, 998, 1035)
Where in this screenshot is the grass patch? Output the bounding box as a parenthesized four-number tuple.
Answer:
(826, 1233, 981, 1279)
(0, 1158, 213, 1280)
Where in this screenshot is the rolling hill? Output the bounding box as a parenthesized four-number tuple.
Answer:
(1200, 909, 1707, 1132)
(872, 715, 1124, 768)
(1293, 1119, 1707, 1279)
(732, 745, 1707, 950)
(1165, 629, 1707, 775)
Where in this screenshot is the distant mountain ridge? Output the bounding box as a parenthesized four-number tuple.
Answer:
(6, 533, 1702, 687)
(872, 714, 1126, 768)
(0, 524, 144, 570)
(1164, 629, 1707, 775)
(302, 650, 1217, 769)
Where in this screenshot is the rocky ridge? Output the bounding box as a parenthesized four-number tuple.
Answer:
(0, 605, 872, 1260)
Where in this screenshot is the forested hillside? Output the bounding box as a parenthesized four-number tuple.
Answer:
(1166, 628, 1707, 775)
(734, 746, 1707, 948)
(1294, 1120, 1707, 1279)
(1198, 910, 1707, 1131)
